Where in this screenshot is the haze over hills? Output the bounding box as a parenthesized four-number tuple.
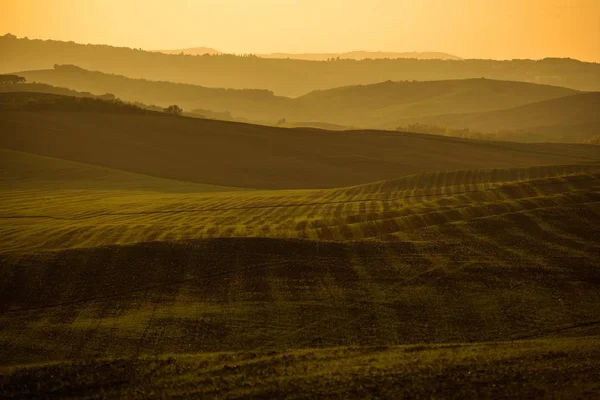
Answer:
(1, 93, 598, 189)
(153, 49, 460, 60)
(291, 79, 580, 128)
(4, 0, 600, 396)
(3, 34, 600, 96)
(13, 65, 581, 128)
(13, 65, 285, 122)
(258, 51, 461, 61)
(153, 47, 221, 55)
(7, 68, 598, 143)
(1, 92, 600, 397)
(396, 93, 600, 143)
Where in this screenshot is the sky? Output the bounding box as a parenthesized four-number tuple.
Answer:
(2, 0, 599, 61)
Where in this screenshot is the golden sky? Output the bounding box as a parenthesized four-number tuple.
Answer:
(3, 0, 600, 61)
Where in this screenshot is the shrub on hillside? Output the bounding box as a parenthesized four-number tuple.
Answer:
(165, 105, 183, 116)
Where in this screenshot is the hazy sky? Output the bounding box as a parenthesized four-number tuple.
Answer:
(3, 0, 600, 61)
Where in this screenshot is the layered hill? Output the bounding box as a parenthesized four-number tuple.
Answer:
(153, 49, 459, 60)
(395, 92, 600, 143)
(292, 79, 579, 128)
(13, 66, 580, 128)
(259, 51, 461, 61)
(0, 92, 157, 114)
(1, 95, 598, 189)
(14, 65, 284, 122)
(3, 34, 600, 96)
(1, 150, 599, 365)
(1, 100, 599, 395)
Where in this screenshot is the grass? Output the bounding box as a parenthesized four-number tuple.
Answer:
(1, 153, 598, 252)
(1, 150, 599, 373)
(0, 148, 247, 193)
(1, 110, 599, 397)
(1, 336, 599, 399)
(2, 109, 599, 189)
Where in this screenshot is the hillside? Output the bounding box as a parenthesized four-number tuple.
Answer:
(16, 65, 285, 122)
(2, 149, 599, 251)
(0, 92, 158, 114)
(13, 66, 579, 127)
(0, 148, 244, 193)
(293, 79, 578, 127)
(1, 106, 599, 396)
(3, 34, 600, 96)
(0, 81, 116, 100)
(1, 104, 599, 189)
(395, 92, 600, 143)
(2, 337, 598, 398)
(1, 153, 599, 366)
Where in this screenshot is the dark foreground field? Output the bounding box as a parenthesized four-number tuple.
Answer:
(2, 337, 599, 399)
(1, 106, 600, 398)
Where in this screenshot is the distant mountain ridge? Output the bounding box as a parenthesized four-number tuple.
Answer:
(14, 66, 578, 128)
(2, 34, 600, 96)
(153, 47, 221, 56)
(6, 79, 596, 144)
(259, 51, 461, 61)
(152, 49, 459, 60)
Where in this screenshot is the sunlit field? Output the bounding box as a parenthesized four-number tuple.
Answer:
(2, 2, 600, 396)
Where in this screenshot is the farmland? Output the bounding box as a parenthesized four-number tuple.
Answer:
(1, 105, 600, 397)
(3, 3, 600, 397)
(2, 337, 599, 399)
(2, 142, 599, 359)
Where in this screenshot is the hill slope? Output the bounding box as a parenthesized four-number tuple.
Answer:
(395, 92, 600, 143)
(3, 34, 600, 96)
(1, 99, 599, 396)
(1, 103, 598, 189)
(1, 160, 599, 365)
(13, 66, 580, 127)
(16, 65, 285, 122)
(0, 148, 243, 193)
(0, 92, 159, 114)
(2, 337, 598, 399)
(293, 79, 578, 128)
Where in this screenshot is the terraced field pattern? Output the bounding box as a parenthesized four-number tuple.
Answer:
(1, 113, 600, 398)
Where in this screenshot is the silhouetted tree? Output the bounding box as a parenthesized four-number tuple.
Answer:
(165, 105, 183, 116)
(0, 75, 26, 84)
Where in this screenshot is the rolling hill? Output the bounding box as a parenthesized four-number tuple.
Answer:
(2, 337, 598, 398)
(0, 148, 244, 193)
(1, 97, 599, 397)
(1, 149, 599, 376)
(395, 92, 600, 143)
(12, 66, 580, 128)
(14, 65, 285, 122)
(3, 34, 600, 96)
(292, 79, 579, 128)
(1, 96, 598, 189)
(0, 92, 158, 114)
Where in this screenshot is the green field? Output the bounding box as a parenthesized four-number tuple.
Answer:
(1, 106, 600, 397)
